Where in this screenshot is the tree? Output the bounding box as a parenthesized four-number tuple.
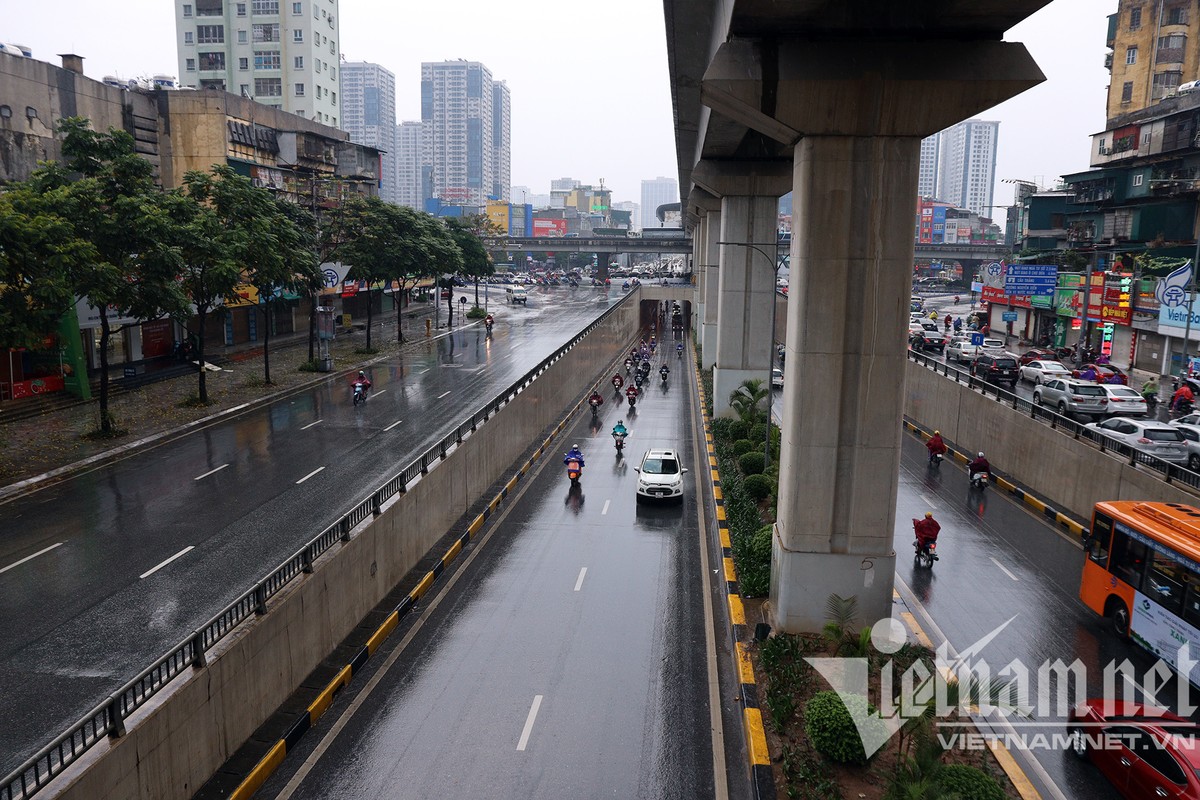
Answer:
(335, 197, 401, 351)
(37, 118, 190, 434)
(729, 378, 770, 424)
(446, 215, 495, 308)
(381, 206, 461, 343)
(170, 167, 256, 404)
(0, 184, 87, 349)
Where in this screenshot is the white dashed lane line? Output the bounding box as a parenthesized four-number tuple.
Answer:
(140, 546, 195, 579)
(0, 542, 63, 575)
(516, 695, 543, 752)
(301, 420, 323, 431)
(384, 419, 403, 432)
(437, 391, 451, 399)
(574, 568, 587, 591)
(989, 556, 1020, 582)
(296, 467, 326, 485)
(194, 464, 229, 481)
(601, 500, 610, 515)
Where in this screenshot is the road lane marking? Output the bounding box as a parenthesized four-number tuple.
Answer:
(0, 542, 63, 575)
(516, 695, 543, 751)
(601, 499, 610, 515)
(573, 568, 587, 591)
(296, 467, 326, 484)
(918, 492, 939, 509)
(193, 464, 229, 481)
(989, 557, 1020, 582)
(140, 545, 195, 579)
(437, 391, 451, 399)
(372, 390, 386, 397)
(384, 419, 403, 432)
(301, 419, 323, 431)
(419, 368, 429, 374)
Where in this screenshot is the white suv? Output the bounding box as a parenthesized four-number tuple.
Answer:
(635, 449, 688, 501)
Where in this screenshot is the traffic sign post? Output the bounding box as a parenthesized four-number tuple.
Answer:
(1004, 264, 1057, 297)
(1002, 311, 1018, 322)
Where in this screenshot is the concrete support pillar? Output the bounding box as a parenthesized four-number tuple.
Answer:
(692, 215, 706, 339)
(712, 195, 777, 416)
(701, 211, 721, 368)
(770, 136, 919, 632)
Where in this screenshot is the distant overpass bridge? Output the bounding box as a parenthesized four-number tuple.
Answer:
(482, 236, 692, 255)
(913, 243, 1011, 262)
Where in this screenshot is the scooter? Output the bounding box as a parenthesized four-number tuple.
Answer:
(625, 359, 633, 375)
(626, 391, 638, 409)
(612, 376, 624, 393)
(565, 457, 582, 485)
(660, 370, 669, 385)
(589, 396, 603, 418)
(970, 471, 989, 490)
(613, 432, 627, 452)
(352, 381, 368, 406)
(928, 451, 943, 468)
(634, 374, 645, 389)
(913, 539, 938, 568)
(485, 320, 493, 333)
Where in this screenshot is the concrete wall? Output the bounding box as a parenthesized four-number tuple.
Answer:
(53, 299, 638, 800)
(905, 360, 1200, 516)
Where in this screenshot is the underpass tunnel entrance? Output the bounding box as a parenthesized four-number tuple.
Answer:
(639, 299, 692, 339)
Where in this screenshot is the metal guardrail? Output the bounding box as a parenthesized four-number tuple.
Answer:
(908, 350, 1200, 492)
(0, 294, 632, 800)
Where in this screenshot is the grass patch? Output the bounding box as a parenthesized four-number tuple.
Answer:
(354, 347, 380, 355)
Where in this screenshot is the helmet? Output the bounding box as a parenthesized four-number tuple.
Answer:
(358, 370, 366, 378)
(934, 430, 940, 435)
(573, 444, 579, 449)
(618, 419, 624, 425)
(978, 452, 985, 458)
(924, 512, 933, 519)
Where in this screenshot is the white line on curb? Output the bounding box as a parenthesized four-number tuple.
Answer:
(301, 420, 323, 430)
(574, 568, 587, 591)
(140, 546, 195, 579)
(516, 695, 543, 751)
(296, 466, 326, 484)
(0, 542, 63, 575)
(194, 464, 230, 481)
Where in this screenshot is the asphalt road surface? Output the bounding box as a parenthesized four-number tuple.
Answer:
(0, 286, 619, 777)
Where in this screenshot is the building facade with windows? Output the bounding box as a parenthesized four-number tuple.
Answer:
(935, 119, 999, 217)
(174, 0, 341, 127)
(1106, 0, 1200, 122)
(395, 119, 423, 209)
(640, 176, 678, 229)
(420, 59, 511, 207)
(492, 80, 511, 202)
(917, 132, 940, 198)
(341, 61, 396, 204)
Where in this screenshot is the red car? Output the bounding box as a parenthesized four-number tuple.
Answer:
(1071, 363, 1129, 385)
(1019, 348, 1059, 367)
(1070, 699, 1200, 799)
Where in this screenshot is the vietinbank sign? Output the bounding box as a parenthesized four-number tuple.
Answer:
(1157, 260, 1200, 330)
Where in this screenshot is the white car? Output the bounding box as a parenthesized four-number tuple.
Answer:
(946, 335, 1005, 364)
(635, 448, 688, 501)
(1085, 418, 1189, 465)
(1098, 384, 1148, 417)
(771, 368, 784, 389)
(1020, 359, 1072, 385)
(1169, 422, 1200, 471)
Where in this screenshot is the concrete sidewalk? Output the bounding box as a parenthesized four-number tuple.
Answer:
(0, 302, 471, 495)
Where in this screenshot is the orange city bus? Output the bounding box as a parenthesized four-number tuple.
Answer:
(1081, 501, 1200, 683)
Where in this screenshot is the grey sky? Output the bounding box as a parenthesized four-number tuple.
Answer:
(9, 0, 1111, 212)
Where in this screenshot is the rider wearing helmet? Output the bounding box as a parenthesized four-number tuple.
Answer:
(564, 443, 585, 467)
(968, 451, 991, 480)
(612, 419, 628, 439)
(354, 370, 372, 392)
(914, 511, 940, 549)
(926, 430, 947, 463)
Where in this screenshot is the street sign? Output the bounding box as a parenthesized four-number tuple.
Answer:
(970, 333, 984, 346)
(1004, 264, 1057, 297)
(1002, 311, 1018, 322)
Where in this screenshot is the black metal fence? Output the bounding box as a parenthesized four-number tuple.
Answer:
(908, 350, 1200, 492)
(0, 294, 632, 800)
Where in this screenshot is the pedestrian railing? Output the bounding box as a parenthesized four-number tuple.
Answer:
(0, 293, 634, 800)
(908, 350, 1200, 492)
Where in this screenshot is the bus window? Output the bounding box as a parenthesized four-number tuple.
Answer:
(1089, 513, 1113, 567)
(1184, 573, 1200, 629)
(1110, 528, 1150, 589)
(1145, 552, 1187, 616)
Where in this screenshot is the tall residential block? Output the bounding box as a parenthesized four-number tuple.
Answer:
(420, 59, 511, 207)
(492, 81, 511, 202)
(1106, 0, 1200, 123)
(175, 0, 341, 126)
(340, 62, 396, 204)
(917, 133, 940, 198)
(395, 120, 423, 209)
(935, 119, 999, 217)
(640, 176, 678, 228)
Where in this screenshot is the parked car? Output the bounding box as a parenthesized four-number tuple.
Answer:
(1019, 359, 1072, 385)
(771, 368, 784, 389)
(1071, 363, 1129, 385)
(1098, 384, 1148, 417)
(634, 448, 688, 502)
(1033, 378, 1109, 419)
(1085, 417, 1189, 464)
(1018, 348, 1059, 366)
(971, 353, 1019, 389)
(1169, 422, 1200, 471)
(1069, 699, 1200, 800)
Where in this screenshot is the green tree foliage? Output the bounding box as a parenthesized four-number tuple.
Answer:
(446, 215, 496, 307)
(743, 473, 774, 500)
(738, 451, 766, 475)
(0, 184, 86, 349)
(804, 691, 881, 765)
(171, 166, 258, 404)
(38, 118, 190, 433)
(729, 378, 769, 424)
(933, 765, 1005, 800)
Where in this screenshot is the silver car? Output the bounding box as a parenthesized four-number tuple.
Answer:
(1169, 422, 1200, 471)
(1033, 378, 1109, 419)
(1086, 418, 1189, 465)
(1019, 359, 1072, 385)
(1099, 384, 1148, 417)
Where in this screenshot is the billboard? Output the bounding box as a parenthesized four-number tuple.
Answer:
(533, 218, 566, 237)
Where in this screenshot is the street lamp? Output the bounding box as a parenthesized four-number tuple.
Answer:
(717, 240, 783, 464)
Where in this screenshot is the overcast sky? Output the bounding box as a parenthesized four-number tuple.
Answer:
(9, 0, 1111, 211)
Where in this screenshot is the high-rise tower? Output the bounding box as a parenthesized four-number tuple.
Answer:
(175, 0, 341, 126)
(341, 62, 396, 204)
(420, 60, 510, 207)
(640, 176, 678, 228)
(935, 119, 999, 217)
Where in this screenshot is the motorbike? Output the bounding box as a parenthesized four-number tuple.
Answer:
(612, 376, 624, 393)
(634, 374, 645, 389)
(1144, 392, 1159, 415)
(928, 451, 943, 468)
(353, 381, 368, 406)
(970, 471, 989, 490)
(485, 320, 493, 333)
(626, 392, 638, 409)
(625, 359, 633, 375)
(1173, 399, 1195, 418)
(565, 457, 583, 485)
(660, 370, 669, 385)
(911, 520, 938, 568)
(613, 432, 627, 452)
(589, 395, 603, 417)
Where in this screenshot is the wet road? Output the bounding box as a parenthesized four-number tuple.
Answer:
(258, 328, 739, 800)
(0, 286, 620, 776)
(892, 431, 1199, 800)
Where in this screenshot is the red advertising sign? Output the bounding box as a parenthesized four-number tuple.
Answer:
(141, 319, 173, 358)
(10, 375, 65, 399)
(533, 219, 566, 237)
